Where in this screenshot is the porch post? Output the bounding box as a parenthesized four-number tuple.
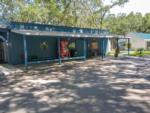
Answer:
(102, 38, 104, 60)
(83, 38, 87, 60)
(23, 35, 28, 68)
(6, 31, 9, 63)
(127, 38, 130, 55)
(116, 38, 119, 50)
(58, 38, 61, 64)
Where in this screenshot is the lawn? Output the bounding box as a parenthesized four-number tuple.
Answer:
(108, 51, 130, 56)
(129, 51, 150, 56)
(108, 50, 150, 57)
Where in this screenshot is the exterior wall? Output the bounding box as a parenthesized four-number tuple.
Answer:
(9, 33, 24, 64)
(75, 39, 84, 57)
(132, 38, 145, 49)
(100, 38, 108, 56)
(27, 36, 58, 62)
(128, 34, 146, 50)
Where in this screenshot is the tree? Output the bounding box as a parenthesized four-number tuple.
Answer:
(105, 13, 130, 35)
(142, 13, 150, 33)
(0, 0, 22, 20)
(127, 12, 143, 32)
(105, 12, 145, 36)
(80, 0, 129, 28)
(0, 0, 129, 29)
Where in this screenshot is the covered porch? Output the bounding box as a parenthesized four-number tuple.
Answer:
(12, 29, 130, 68)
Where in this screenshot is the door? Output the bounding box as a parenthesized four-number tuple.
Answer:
(0, 40, 5, 63)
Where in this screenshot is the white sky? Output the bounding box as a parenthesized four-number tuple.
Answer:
(108, 0, 150, 15)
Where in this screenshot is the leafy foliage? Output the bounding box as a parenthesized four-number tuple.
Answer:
(0, 0, 128, 28)
(105, 12, 150, 35)
(40, 42, 48, 50)
(1, 0, 150, 36)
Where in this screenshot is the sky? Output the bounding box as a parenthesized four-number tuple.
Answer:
(108, 0, 150, 15)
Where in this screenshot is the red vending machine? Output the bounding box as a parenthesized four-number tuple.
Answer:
(60, 40, 70, 58)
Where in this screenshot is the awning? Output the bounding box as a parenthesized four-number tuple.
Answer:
(12, 29, 130, 39)
(0, 35, 6, 41)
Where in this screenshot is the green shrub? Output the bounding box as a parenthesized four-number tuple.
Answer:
(136, 48, 144, 57)
(40, 42, 48, 50)
(114, 48, 120, 58)
(126, 43, 131, 49)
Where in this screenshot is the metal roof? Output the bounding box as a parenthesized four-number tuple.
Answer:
(12, 29, 130, 39)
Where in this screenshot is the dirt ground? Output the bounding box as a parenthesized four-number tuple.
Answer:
(0, 56, 150, 113)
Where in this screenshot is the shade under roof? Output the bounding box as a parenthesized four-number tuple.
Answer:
(12, 29, 130, 39)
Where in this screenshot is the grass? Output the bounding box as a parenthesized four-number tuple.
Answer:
(129, 51, 150, 56)
(108, 51, 130, 56)
(108, 50, 150, 57)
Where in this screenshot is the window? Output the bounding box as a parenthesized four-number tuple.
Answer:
(73, 29, 76, 33)
(45, 27, 49, 31)
(80, 29, 83, 33)
(20, 25, 24, 29)
(147, 41, 150, 50)
(34, 26, 38, 30)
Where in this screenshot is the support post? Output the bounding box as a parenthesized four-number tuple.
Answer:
(115, 38, 119, 58)
(6, 31, 9, 63)
(23, 35, 28, 68)
(58, 38, 61, 64)
(83, 38, 86, 60)
(127, 38, 130, 55)
(102, 38, 105, 60)
(116, 38, 119, 50)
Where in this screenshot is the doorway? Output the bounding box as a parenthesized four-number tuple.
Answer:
(87, 39, 99, 58)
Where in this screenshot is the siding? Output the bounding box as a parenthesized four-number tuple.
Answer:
(9, 33, 24, 64)
(127, 33, 146, 50)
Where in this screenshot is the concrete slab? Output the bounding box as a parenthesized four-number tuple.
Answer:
(0, 57, 150, 113)
(0, 64, 23, 75)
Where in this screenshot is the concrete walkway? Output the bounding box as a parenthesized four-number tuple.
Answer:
(0, 56, 150, 113)
(0, 64, 23, 76)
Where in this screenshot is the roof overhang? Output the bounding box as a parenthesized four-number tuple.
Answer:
(0, 25, 8, 32)
(144, 39, 150, 41)
(0, 35, 6, 42)
(11, 29, 130, 39)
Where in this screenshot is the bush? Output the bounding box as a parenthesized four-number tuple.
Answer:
(126, 43, 131, 49)
(114, 48, 120, 58)
(136, 48, 144, 57)
(40, 42, 48, 50)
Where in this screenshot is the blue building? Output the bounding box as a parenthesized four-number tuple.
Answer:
(0, 21, 130, 67)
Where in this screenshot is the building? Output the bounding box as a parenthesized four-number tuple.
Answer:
(127, 32, 150, 50)
(0, 21, 130, 67)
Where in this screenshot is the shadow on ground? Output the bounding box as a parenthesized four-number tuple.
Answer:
(0, 57, 150, 113)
